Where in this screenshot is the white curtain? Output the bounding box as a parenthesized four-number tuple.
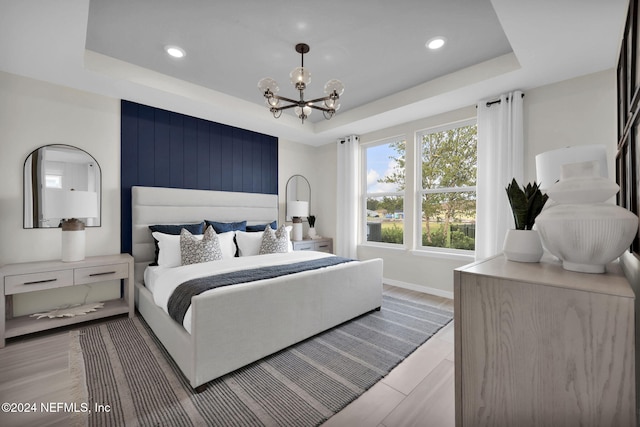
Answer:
(475, 91, 524, 260)
(336, 135, 359, 259)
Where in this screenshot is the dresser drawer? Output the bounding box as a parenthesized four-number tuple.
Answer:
(74, 263, 129, 285)
(5, 270, 74, 295)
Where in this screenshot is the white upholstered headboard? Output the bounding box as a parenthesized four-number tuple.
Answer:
(131, 186, 279, 283)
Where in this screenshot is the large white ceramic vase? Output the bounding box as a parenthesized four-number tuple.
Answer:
(536, 161, 639, 273)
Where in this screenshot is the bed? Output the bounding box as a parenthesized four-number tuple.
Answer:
(131, 185, 383, 390)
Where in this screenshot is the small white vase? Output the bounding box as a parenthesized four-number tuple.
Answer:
(503, 229, 543, 263)
(308, 227, 317, 239)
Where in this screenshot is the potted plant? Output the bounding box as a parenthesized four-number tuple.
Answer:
(307, 215, 317, 239)
(503, 179, 548, 262)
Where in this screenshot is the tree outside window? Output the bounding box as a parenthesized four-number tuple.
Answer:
(364, 138, 405, 245)
(419, 122, 477, 250)
(378, 121, 477, 251)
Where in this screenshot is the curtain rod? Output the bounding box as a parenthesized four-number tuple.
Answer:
(482, 93, 525, 108)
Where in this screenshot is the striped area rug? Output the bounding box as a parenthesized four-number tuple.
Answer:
(71, 294, 452, 426)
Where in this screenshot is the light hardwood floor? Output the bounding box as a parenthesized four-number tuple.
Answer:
(0, 285, 455, 427)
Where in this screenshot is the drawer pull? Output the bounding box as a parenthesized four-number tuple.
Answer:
(23, 278, 57, 285)
(318, 245, 329, 248)
(89, 271, 117, 277)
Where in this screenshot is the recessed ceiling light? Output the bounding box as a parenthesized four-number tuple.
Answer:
(165, 45, 186, 58)
(426, 37, 446, 50)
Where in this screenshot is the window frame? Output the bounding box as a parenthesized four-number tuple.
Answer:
(361, 136, 407, 248)
(415, 118, 477, 255)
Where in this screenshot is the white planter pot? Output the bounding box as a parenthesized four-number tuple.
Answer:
(503, 229, 543, 263)
(308, 227, 317, 239)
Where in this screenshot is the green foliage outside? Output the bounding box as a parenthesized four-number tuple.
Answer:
(422, 224, 475, 250)
(370, 221, 475, 249)
(381, 223, 403, 244)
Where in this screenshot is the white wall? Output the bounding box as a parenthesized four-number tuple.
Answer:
(277, 138, 339, 242)
(0, 71, 121, 314)
(339, 68, 618, 296)
(524, 69, 617, 181)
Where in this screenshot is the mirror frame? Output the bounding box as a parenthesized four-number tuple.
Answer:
(23, 144, 102, 229)
(285, 174, 311, 221)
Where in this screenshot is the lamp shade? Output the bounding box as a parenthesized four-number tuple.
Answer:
(288, 201, 309, 218)
(44, 189, 98, 219)
(535, 145, 608, 190)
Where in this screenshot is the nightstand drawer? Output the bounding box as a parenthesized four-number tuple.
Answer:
(74, 263, 129, 285)
(293, 242, 315, 251)
(5, 270, 74, 295)
(292, 238, 333, 253)
(314, 241, 332, 253)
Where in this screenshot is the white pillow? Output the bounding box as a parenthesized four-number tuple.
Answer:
(152, 230, 237, 266)
(152, 231, 200, 267)
(236, 226, 293, 257)
(235, 231, 263, 257)
(217, 231, 237, 260)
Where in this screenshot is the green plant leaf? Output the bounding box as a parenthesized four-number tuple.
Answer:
(505, 178, 527, 230)
(506, 179, 548, 230)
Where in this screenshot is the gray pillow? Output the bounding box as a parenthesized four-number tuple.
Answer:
(259, 225, 290, 255)
(180, 226, 223, 265)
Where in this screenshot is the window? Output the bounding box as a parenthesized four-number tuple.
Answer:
(617, 0, 640, 254)
(45, 174, 62, 188)
(418, 120, 477, 251)
(363, 137, 406, 245)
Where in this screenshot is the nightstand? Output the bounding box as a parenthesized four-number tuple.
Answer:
(0, 254, 134, 348)
(291, 237, 333, 254)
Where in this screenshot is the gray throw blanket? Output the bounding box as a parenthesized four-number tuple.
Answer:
(168, 256, 354, 324)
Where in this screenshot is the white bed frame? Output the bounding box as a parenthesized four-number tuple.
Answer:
(131, 186, 383, 390)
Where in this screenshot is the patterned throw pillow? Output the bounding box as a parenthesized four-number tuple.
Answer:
(259, 225, 290, 255)
(180, 226, 223, 265)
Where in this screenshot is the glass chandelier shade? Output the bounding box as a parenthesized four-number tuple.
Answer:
(290, 67, 311, 88)
(258, 43, 344, 124)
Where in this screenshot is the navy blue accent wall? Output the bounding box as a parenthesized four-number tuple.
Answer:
(121, 100, 278, 254)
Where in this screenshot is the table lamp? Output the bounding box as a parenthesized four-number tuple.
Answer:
(44, 189, 98, 262)
(288, 201, 308, 241)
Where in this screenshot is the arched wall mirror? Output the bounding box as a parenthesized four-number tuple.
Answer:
(24, 144, 101, 228)
(285, 175, 310, 221)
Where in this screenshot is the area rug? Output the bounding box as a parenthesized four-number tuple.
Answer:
(70, 294, 452, 427)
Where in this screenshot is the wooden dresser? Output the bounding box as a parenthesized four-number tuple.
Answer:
(454, 255, 636, 427)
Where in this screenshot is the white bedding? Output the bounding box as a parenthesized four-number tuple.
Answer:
(145, 251, 335, 333)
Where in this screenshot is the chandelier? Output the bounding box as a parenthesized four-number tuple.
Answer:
(258, 43, 344, 124)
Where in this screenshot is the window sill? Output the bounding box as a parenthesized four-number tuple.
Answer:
(409, 249, 475, 262)
(358, 242, 406, 253)
(359, 243, 475, 262)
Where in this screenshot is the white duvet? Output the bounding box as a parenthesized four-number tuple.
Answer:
(144, 251, 335, 333)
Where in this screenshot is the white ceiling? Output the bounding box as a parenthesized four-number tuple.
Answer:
(0, 0, 629, 146)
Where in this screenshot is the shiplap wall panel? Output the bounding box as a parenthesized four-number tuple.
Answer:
(120, 100, 278, 254)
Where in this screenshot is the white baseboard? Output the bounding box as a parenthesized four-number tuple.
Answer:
(383, 278, 453, 300)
